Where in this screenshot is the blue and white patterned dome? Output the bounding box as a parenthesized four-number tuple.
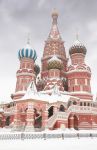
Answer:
(18, 42, 37, 61)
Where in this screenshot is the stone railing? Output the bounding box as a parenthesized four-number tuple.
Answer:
(48, 112, 67, 128)
(48, 113, 58, 128)
(0, 132, 97, 140)
(68, 105, 97, 114)
(56, 112, 67, 120)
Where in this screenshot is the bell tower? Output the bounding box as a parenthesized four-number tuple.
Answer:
(41, 9, 68, 91)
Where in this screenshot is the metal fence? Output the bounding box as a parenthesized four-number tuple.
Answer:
(0, 133, 97, 140)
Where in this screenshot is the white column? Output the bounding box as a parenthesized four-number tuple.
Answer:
(85, 79, 87, 85)
(75, 79, 77, 85)
(42, 104, 48, 130)
(25, 102, 34, 131)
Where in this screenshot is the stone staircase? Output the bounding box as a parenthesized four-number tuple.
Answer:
(47, 105, 97, 129)
(47, 112, 68, 129)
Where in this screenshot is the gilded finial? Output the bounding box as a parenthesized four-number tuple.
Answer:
(75, 28, 79, 40)
(27, 33, 30, 45)
(76, 33, 79, 40)
(52, 8, 58, 17)
(51, 8, 58, 24)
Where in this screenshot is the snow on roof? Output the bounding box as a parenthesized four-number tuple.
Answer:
(17, 82, 78, 103)
(48, 55, 61, 63)
(13, 90, 26, 95)
(0, 108, 4, 112)
(0, 99, 13, 105)
(70, 91, 93, 96)
(40, 88, 69, 96)
(73, 39, 81, 45)
(72, 39, 85, 48)
(19, 91, 71, 104)
(6, 99, 13, 104)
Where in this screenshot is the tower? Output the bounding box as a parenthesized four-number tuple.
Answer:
(67, 36, 93, 101)
(41, 9, 68, 91)
(12, 39, 37, 100)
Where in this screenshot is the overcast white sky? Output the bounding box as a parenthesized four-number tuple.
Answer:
(0, 0, 97, 102)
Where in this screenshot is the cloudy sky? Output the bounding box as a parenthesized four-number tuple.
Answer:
(0, 0, 97, 102)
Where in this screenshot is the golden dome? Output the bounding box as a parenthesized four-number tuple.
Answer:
(48, 55, 63, 70)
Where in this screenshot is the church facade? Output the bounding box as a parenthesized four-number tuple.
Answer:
(0, 10, 97, 131)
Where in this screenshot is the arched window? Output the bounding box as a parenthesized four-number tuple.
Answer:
(62, 79, 68, 91)
(7, 104, 10, 108)
(73, 101, 77, 105)
(5, 116, 10, 126)
(88, 103, 90, 106)
(84, 102, 86, 106)
(59, 105, 65, 112)
(48, 106, 54, 118)
(80, 102, 82, 106)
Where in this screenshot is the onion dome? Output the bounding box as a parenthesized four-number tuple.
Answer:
(18, 39, 37, 61)
(48, 55, 63, 70)
(34, 64, 40, 76)
(69, 36, 87, 55)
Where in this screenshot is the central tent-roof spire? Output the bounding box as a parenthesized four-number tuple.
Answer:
(48, 9, 61, 40)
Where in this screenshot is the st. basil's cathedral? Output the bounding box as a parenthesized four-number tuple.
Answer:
(0, 10, 97, 131)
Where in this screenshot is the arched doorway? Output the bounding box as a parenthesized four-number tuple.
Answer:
(59, 105, 65, 112)
(68, 115, 73, 129)
(0, 117, 3, 127)
(68, 114, 79, 130)
(48, 106, 54, 118)
(74, 115, 78, 130)
(5, 116, 10, 126)
(34, 108, 42, 128)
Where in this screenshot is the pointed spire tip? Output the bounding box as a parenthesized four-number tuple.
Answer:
(27, 33, 30, 45)
(76, 33, 79, 40)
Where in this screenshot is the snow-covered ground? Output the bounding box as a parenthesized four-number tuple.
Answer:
(0, 138, 97, 150)
(0, 128, 97, 150)
(1, 127, 97, 133)
(0, 128, 97, 134)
